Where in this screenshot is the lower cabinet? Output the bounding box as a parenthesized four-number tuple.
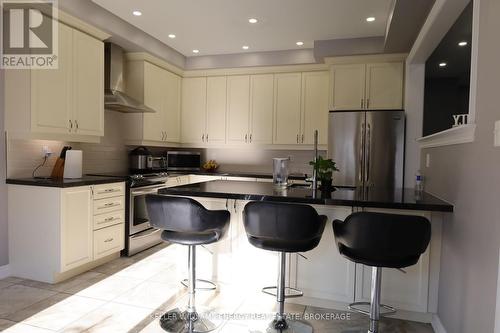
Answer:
(8, 182, 126, 283)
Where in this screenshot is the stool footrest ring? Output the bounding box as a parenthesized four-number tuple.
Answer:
(348, 302, 396, 317)
(262, 286, 304, 298)
(181, 279, 217, 291)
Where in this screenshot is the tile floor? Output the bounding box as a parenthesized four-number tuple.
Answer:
(0, 244, 434, 333)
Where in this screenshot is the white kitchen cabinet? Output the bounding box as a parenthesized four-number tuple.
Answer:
(330, 62, 404, 111)
(365, 62, 404, 110)
(274, 73, 303, 144)
(61, 187, 93, 272)
(289, 205, 355, 304)
(8, 182, 126, 283)
(181, 77, 207, 144)
(124, 61, 181, 145)
(226, 75, 250, 144)
(301, 71, 329, 145)
(4, 19, 106, 141)
(249, 74, 274, 144)
(72, 29, 104, 136)
(330, 64, 366, 110)
(206, 76, 227, 144)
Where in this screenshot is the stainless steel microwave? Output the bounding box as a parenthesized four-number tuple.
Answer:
(166, 151, 201, 171)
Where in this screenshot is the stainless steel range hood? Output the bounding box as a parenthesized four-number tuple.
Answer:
(104, 43, 155, 113)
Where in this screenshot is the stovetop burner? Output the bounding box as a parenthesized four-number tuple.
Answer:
(88, 172, 170, 188)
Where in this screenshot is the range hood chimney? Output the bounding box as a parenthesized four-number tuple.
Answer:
(104, 43, 155, 113)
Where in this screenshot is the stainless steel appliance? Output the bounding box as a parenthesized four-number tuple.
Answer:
(150, 156, 167, 170)
(328, 110, 405, 189)
(104, 43, 155, 113)
(129, 146, 152, 171)
(166, 151, 201, 171)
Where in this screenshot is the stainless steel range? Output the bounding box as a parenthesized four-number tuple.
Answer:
(89, 172, 170, 256)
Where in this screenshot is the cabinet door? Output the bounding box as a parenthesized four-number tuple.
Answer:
(290, 206, 355, 304)
(365, 62, 404, 110)
(301, 71, 329, 145)
(73, 30, 104, 136)
(206, 76, 227, 144)
(164, 71, 181, 142)
(330, 64, 366, 110)
(274, 73, 302, 144)
(181, 77, 207, 144)
(226, 75, 250, 144)
(143, 62, 167, 142)
(61, 187, 93, 271)
(31, 22, 73, 134)
(249, 74, 274, 144)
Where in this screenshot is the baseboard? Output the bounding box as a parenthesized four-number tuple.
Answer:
(0, 264, 10, 279)
(432, 314, 447, 333)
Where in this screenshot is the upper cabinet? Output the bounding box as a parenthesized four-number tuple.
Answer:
(330, 62, 404, 110)
(206, 76, 227, 145)
(6, 19, 106, 142)
(181, 77, 208, 144)
(124, 61, 181, 145)
(274, 73, 303, 145)
(249, 74, 274, 145)
(226, 75, 250, 144)
(301, 71, 329, 145)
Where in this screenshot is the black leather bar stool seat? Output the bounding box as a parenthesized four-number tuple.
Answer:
(333, 212, 431, 333)
(146, 195, 230, 333)
(244, 201, 327, 333)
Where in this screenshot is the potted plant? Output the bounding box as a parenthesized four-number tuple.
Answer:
(309, 156, 339, 191)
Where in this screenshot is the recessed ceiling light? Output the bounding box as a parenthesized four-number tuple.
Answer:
(248, 18, 258, 24)
(242, 45, 249, 50)
(168, 34, 176, 39)
(296, 41, 304, 46)
(439, 62, 447, 67)
(132, 10, 142, 16)
(366, 17, 376, 22)
(458, 41, 468, 46)
(192, 49, 199, 54)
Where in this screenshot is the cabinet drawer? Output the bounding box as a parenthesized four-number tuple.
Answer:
(93, 210, 124, 230)
(93, 196, 124, 215)
(92, 183, 125, 200)
(93, 224, 124, 260)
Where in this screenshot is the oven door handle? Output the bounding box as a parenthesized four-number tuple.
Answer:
(131, 187, 166, 196)
(131, 228, 162, 240)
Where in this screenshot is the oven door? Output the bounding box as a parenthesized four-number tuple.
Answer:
(129, 184, 166, 235)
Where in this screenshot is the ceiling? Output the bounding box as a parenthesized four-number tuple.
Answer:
(91, 0, 394, 57)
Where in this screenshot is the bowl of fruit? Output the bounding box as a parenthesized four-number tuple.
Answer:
(203, 160, 219, 172)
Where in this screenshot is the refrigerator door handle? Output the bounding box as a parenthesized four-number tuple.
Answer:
(365, 123, 371, 183)
(359, 123, 365, 183)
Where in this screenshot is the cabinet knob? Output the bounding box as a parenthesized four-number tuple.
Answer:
(301, 134, 304, 143)
(249, 134, 252, 143)
(69, 120, 73, 132)
(206, 134, 209, 142)
(202, 134, 205, 142)
(245, 134, 248, 143)
(296, 134, 299, 143)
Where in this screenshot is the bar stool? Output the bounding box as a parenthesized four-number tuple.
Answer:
(146, 195, 230, 333)
(333, 212, 431, 333)
(243, 201, 327, 333)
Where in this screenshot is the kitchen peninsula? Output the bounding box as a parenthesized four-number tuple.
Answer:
(158, 179, 452, 322)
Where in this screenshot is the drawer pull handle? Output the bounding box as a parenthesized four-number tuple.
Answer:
(99, 203, 119, 209)
(104, 217, 115, 222)
(99, 189, 119, 194)
(104, 238, 114, 243)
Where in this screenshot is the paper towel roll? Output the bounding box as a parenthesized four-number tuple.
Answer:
(64, 150, 83, 179)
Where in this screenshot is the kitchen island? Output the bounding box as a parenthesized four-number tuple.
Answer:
(158, 179, 451, 323)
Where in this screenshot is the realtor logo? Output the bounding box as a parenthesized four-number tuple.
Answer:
(1, 0, 58, 68)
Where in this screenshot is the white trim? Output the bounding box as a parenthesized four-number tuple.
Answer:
(432, 315, 448, 333)
(324, 53, 407, 65)
(417, 124, 476, 149)
(0, 265, 10, 279)
(494, 248, 500, 333)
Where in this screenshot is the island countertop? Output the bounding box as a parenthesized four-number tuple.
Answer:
(158, 180, 453, 212)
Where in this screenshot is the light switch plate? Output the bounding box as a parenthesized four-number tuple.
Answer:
(495, 121, 500, 147)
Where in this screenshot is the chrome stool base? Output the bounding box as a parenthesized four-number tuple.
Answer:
(262, 286, 303, 298)
(348, 302, 396, 317)
(159, 308, 218, 333)
(265, 319, 313, 333)
(181, 279, 217, 291)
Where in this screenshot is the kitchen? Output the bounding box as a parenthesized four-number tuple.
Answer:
(1, 0, 499, 333)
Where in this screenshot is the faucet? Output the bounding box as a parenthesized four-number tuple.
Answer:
(312, 130, 319, 196)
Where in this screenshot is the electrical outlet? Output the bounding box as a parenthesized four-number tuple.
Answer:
(42, 146, 52, 157)
(495, 121, 500, 147)
(426, 153, 431, 168)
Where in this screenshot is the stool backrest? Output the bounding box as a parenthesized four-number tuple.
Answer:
(243, 201, 325, 242)
(146, 195, 228, 232)
(334, 212, 431, 268)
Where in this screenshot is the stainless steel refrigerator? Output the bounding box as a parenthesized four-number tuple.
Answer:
(328, 110, 405, 189)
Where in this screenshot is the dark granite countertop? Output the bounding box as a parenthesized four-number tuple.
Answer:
(6, 176, 128, 188)
(158, 180, 453, 212)
(169, 171, 308, 180)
